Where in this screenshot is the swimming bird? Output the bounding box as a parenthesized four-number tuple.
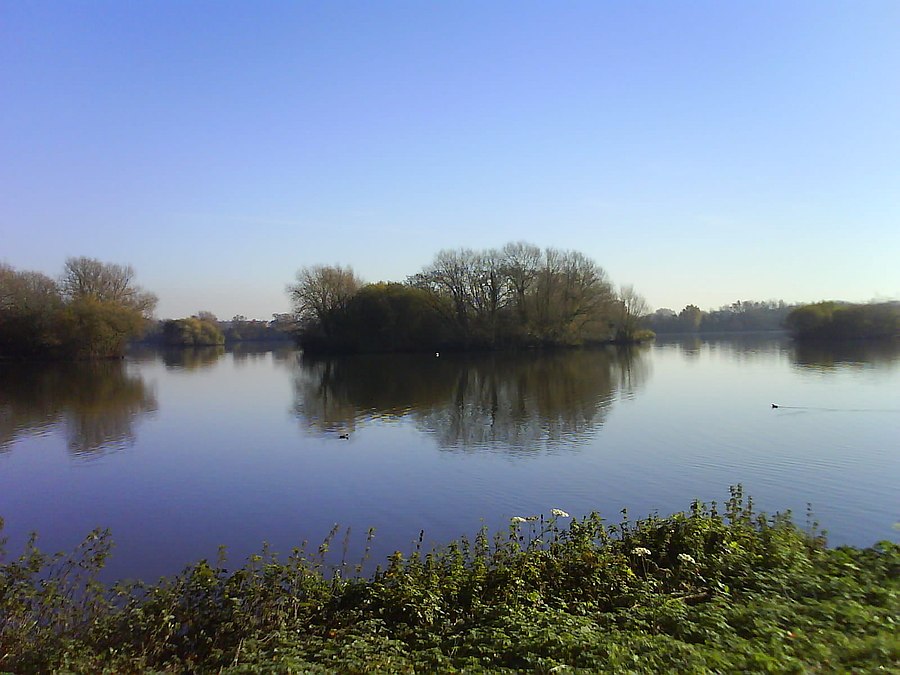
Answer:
(339, 433, 350, 439)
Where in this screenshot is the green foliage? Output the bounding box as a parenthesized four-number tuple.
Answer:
(320, 283, 450, 353)
(162, 316, 226, 346)
(58, 296, 149, 359)
(144, 314, 292, 346)
(291, 243, 637, 353)
(786, 301, 900, 341)
(0, 519, 114, 671)
(2, 488, 897, 672)
(629, 328, 656, 342)
(0, 259, 156, 360)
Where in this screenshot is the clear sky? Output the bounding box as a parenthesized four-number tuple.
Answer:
(2, 1, 899, 319)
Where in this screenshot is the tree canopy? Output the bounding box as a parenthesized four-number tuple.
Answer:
(786, 301, 900, 341)
(162, 315, 225, 346)
(288, 243, 649, 353)
(0, 258, 156, 360)
(288, 265, 362, 338)
(59, 257, 157, 315)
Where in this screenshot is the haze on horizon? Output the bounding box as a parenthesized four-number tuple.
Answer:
(2, 2, 899, 320)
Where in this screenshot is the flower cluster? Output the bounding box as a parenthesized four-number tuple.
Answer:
(632, 547, 651, 557)
(511, 515, 540, 523)
(550, 509, 570, 518)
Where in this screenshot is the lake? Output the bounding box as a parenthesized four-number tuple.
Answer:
(1, 336, 898, 583)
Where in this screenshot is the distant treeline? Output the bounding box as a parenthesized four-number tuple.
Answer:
(785, 301, 900, 341)
(0, 258, 156, 360)
(288, 242, 652, 353)
(1, 258, 293, 359)
(644, 300, 795, 334)
(140, 312, 294, 347)
(8, 253, 894, 360)
(644, 299, 900, 342)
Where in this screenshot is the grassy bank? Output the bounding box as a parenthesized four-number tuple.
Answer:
(2, 487, 897, 673)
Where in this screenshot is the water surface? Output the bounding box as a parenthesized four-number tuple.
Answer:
(1, 337, 897, 582)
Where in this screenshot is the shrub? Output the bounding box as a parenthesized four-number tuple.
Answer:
(1, 489, 897, 672)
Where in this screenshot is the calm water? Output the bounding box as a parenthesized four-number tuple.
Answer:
(1, 337, 898, 582)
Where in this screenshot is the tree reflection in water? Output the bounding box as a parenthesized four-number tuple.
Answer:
(292, 348, 650, 451)
(792, 340, 900, 373)
(231, 342, 296, 365)
(0, 361, 157, 456)
(654, 334, 792, 364)
(162, 346, 226, 371)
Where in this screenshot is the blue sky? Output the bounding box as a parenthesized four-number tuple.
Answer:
(2, 1, 899, 319)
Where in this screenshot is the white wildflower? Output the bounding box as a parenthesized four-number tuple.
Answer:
(677, 553, 697, 565)
(632, 547, 651, 557)
(550, 509, 570, 518)
(511, 516, 527, 524)
(525, 515, 539, 522)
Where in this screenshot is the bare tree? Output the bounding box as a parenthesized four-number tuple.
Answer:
(196, 310, 218, 323)
(469, 249, 511, 344)
(413, 243, 615, 346)
(501, 241, 541, 323)
(615, 284, 650, 342)
(413, 247, 516, 345)
(288, 264, 362, 335)
(529, 248, 614, 343)
(415, 248, 478, 332)
(558, 250, 615, 336)
(60, 257, 157, 317)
